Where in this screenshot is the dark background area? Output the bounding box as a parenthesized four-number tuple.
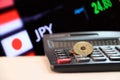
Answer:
(0, 0, 120, 56)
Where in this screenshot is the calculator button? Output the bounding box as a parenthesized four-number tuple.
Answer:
(57, 58, 71, 64)
(103, 50, 115, 52)
(105, 52, 117, 54)
(76, 57, 90, 62)
(93, 50, 100, 52)
(100, 47, 112, 50)
(56, 51, 63, 54)
(92, 57, 106, 61)
(99, 47, 113, 52)
(58, 56, 66, 58)
(93, 48, 98, 50)
(91, 54, 104, 57)
(92, 52, 102, 55)
(74, 55, 90, 62)
(107, 54, 120, 57)
(54, 49, 63, 52)
(57, 53, 67, 56)
(109, 57, 120, 61)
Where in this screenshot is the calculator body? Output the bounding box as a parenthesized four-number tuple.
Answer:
(43, 31, 120, 72)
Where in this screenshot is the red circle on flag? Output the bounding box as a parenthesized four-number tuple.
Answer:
(12, 38, 22, 50)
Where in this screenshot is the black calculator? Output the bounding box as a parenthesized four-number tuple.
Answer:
(43, 31, 120, 72)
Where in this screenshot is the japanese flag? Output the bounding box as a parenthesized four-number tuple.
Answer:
(0, 9, 23, 36)
(0, 0, 14, 9)
(1, 30, 33, 57)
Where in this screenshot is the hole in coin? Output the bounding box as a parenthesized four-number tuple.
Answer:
(81, 46, 86, 50)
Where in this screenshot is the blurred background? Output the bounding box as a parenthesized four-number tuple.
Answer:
(0, 0, 120, 57)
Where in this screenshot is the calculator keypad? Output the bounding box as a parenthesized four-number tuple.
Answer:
(54, 46, 120, 64)
(55, 49, 71, 64)
(100, 46, 120, 61)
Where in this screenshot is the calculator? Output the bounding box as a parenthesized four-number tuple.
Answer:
(43, 31, 120, 72)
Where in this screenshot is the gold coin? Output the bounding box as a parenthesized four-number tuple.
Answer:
(73, 41, 93, 56)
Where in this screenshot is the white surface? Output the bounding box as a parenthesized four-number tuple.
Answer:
(0, 56, 119, 80)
